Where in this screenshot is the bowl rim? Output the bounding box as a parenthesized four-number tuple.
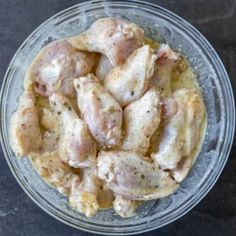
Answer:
(0, 0, 235, 235)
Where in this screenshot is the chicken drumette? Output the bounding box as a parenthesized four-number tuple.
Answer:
(122, 87, 161, 155)
(104, 45, 157, 106)
(10, 91, 42, 156)
(74, 74, 123, 147)
(26, 40, 95, 97)
(151, 88, 206, 182)
(68, 17, 144, 66)
(49, 93, 97, 168)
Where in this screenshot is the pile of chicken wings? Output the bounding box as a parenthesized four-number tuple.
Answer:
(10, 18, 206, 218)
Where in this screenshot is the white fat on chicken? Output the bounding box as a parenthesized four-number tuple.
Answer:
(122, 87, 161, 155)
(74, 74, 122, 147)
(104, 45, 157, 106)
(49, 94, 97, 168)
(151, 88, 206, 174)
(95, 55, 114, 82)
(69, 166, 100, 217)
(68, 17, 144, 66)
(97, 150, 179, 201)
(10, 91, 42, 156)
(25, 40, 95, 97)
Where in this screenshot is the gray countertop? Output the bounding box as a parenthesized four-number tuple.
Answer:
(0, 0, 236, 235)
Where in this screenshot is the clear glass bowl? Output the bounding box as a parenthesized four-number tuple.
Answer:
(0, 0, 235, 235)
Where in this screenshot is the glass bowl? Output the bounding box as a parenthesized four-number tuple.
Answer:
(0, 0, 235, 235)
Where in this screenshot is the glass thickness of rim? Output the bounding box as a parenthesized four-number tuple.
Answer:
(0, 0, 235, 235)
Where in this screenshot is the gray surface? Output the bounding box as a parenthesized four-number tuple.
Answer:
(0, 0, 236, 235)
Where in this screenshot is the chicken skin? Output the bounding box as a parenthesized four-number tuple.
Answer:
(49, 93, 97, 168)
(68, 17, 144, 66)
(122, 87, 161, 155)
(113, 195, 139, 218)
(151, 89, 206, 173)
(31, 151, 79, 195)
(10, 92, 42, 156)
(26, 40, 95, 97)
(32, 151, 99, 217)
(97, 150, 179, 201)
(150, 44, 184, 96)
(69, 166, 100, 217)
(95, 55, 114, 82)
(104, 45, 157, 106)
(74, 74, 122, 147)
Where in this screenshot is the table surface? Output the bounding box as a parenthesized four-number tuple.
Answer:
(0, 0, 236, 235)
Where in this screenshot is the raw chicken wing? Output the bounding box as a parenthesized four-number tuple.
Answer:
(68, 18, 144, 66)
(26, 40, 95, 97)
(10, 92, 42, 156)
(70, 166, 100, 217)
(33, 151, 99, 217)
(151, 88, 206, 173)
(49, 93, 97, 168)
(74, 74, 122, 147)
(104, 45, 157, 106)
(122, 87, 161, 155)
(97, 150, 179, 200)
(31, 151, 80, 195)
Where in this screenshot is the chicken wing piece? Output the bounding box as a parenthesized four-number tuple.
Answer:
(151, 88, 206, 171)
(171, 156, 193, 183)
(68, 17, 144, 66)
(95, 55, 114, 82)
(104, 45, 157, 106)
(49, 94, 97, 168)
(113, 195, 139, 218)
(122, 87, 161, 155)
(26, 40, 95, 97)
(10, 91, 42, 156)
(69, 166, 100, 217)
(74, 74, 122, 147)
(97, 150, 179, 201)
(32, 151, 99, 217)
(150, 44, 186, 96)
(31, 151, 79, 195)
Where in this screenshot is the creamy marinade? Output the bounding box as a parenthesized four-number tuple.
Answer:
(9, 18, 206, 218)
